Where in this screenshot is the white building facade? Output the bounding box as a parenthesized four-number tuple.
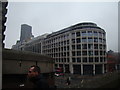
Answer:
(12, 22, 107, 75)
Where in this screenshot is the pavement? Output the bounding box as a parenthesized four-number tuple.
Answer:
(54, 71, 120, 88)
(55, 74, 94, 88)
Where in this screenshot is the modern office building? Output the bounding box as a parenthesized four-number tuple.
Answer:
(20, 24, 34, 42)
(23, 33, 48, 53)
(12, 24, 34, 50)
(12, 22, 107, 75)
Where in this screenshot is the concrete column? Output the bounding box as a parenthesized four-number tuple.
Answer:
(69, 32, 73, 74)
(0, 48, 2, 89)
(115, 64, 117, 70)
(102, 64, 105, 74)
(70, 64, 73, 74)
(93, 64, 95, 75)
(58, 64, 60, 68)
(81, 64, 83, 75)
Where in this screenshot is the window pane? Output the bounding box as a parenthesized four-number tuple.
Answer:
(94, 31, 98, 37)
(76, 38, 81, 43)
(94, 44, 98, 49)
(88, 51, 93, 56)
(72, 33, 75, 38)
(72, 58, 76, 62)
(72, 39, 75, 43)
(72, 51, 76, 56)
(88, 38, 93, 42)
(81, 31, 87, 36)
(72, 45, 75, 50)
(82, 51, 87, 55)
(76, 32, 81, 37)
(88, 44, 93, 49)
(95, 57, 99, 62)
(77, 45, 81, 49)
(94, 38, 98, 42)
(89, 57, 93, 62)
(82, 38, 87, 42)
(77, 51, 81, 56)
(82, 44, 87, 49)
(77, 58, 81, 62)
(88, 31, 93, 36)
(83, 57, 87, 62)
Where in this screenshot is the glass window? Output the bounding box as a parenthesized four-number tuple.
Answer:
(94, 31, 98, 37)
(103, 39, 106, 43)
(103, 51, 106, 55)
(77, 51, 81, 56)
(72, 39, 75, 43)
(64, 41, 66, 45)
(67, 46, 69, 50)
(89, 57, 93, 62)
(72, 51, 76, 56)
(88, 51, 93, 56)
(94, 38, 98, 42)
(61, 58, 63, 62)
(76, 38, 81, 43)
(88, 44, 93, 49)
(83, 57, 87, 62)
(82, 38, 87, 42)
(72, 33, 75, 38)
(56, 59, 58, 62)
(104, 57, 106, 62)
(82, 44, 87, 49)
(77, 45, 81, 49)
(64, 47, 66, 51)
(81, 31, 87, 36)
(95, 51, 98, 55)
(88, 38, 93, 42)
(103, 33, 105, 38)
(95, 57, 99, 62)
(61, 42, 63, 46)
(99, 44, 102, 49)
(99, 32, 102, 37)
(64, 52, 66, 56)
(77, 58, 81, 62)
(61, 47, 63, 51)
(76, 32, 81, 37)
(61, 53, 63, 56)
(67, 40, 69, 44)
(99, 38, 102, 43)
(100, 51, 103, 55)
(72, 58, 76, 62)
(94, 44, 98, 49)
(103, 45, 106, 49)
(67, 58, 70, 62)
(88, 31, 93, 36)
(72, 45, 75, 50)
(100, 57, 103, 62)
(67, 34, 69, 39)
(67, 52, 69, 56)
(82, 51, 87, 55)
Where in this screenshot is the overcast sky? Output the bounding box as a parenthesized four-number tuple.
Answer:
(5, 1, 118, 52)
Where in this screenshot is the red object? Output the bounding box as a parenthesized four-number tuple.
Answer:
(55, 67, 64, 76)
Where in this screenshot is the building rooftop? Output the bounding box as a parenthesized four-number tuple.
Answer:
(3, 48, 54, 62)
(47, 22, 105, 38)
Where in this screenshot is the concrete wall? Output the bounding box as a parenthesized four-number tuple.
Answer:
(3, 59, 54, 74)
(2, 48, 54, 74)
